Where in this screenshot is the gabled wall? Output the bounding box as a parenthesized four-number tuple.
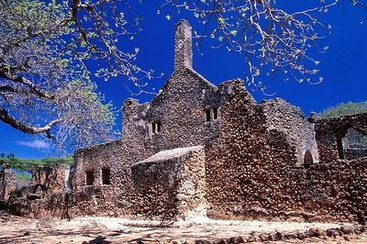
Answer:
(122, 68, 221, 153)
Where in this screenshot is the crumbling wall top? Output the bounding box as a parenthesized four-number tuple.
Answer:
(218, 79, 256, 105)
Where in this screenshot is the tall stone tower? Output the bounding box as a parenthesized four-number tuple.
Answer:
(174, 19, 193, 70)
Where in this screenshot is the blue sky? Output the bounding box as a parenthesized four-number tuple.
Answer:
(1, 0, 366, 159)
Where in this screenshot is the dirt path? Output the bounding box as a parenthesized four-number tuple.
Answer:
(0, 215, 367, 243)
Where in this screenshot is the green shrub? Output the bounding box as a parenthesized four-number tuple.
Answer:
(0, 154, 74, 171)
(320, 101, 367, 119)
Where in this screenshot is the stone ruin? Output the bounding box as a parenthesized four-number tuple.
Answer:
(0, 163, 71, 218)
(0, 168, 15, 202)
(1, 19, 367, 224)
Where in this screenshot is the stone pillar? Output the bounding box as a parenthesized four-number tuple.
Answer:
(174, 19, 193, 70)
(0, 168, 15, 201)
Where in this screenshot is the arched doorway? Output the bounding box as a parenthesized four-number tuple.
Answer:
(304, 150, 313, 169)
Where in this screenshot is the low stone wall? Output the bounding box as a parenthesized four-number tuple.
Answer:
(131, 146, 207, 221)
(4, 164, 71, 219)
(206, 132, 367, 222)
(8, 192, 68, 218)
(345, 148, 367, 160)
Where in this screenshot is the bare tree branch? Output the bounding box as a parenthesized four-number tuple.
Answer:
(0, 106, 63, 138)
(162, 0, 339, 92)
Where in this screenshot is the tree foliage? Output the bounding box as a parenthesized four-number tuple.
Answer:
(0, 0, 153, 152)
(320, 101, 367, 118)
(162, 0, 340, 92)
(0, 152, 73, 171)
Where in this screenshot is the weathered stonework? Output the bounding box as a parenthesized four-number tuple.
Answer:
(0, 168, 15, 201)
(2, 163, 70, 218)
(315, 113, 367, 162)
(68, 19, 367, 223)
(5, 19, 367, 223)
(131, 146, 207, 221)
(31, 164, 71, 195)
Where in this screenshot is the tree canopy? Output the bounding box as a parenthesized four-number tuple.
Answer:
(320, 101, 367, 119)
(164, 0, 339, 91)
(0, 0, 147, 152)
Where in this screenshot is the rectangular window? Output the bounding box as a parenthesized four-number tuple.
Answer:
(205, 109, 211, 122)
(86, 171, 94, 185)
(102, 168, 110, 185)
(213, 107, 218, 120)
(152, 121, 161, 134)
(152, 122, 156, 134)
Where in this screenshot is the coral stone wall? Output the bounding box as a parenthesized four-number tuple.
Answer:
(260, 98, 319, 164)
(123, 68, 221, 153)
(0, 168, 15, 201)
(70, 67, 222, 218)
(131, 146, 206, 221)
(204, 83, 367, 222)
(5, 163, 71, 218)
(205, 82, 302, 220)
(70, 139, 147, 217)
(345, 149, 367, 160)
(31, 163, 70, 195)
(297, 158, 367, 223)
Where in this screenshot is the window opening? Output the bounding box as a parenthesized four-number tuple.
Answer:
(337, 137, 344, 160)
(303, 150, 313, 169)
(86, 171, 94, 185)
(213, 107, 218, 120)
(339, 127, 367, 160)
(205, 109, 211, 122)
(152, 121, 161, 134)
(152, 122, 156, 134)
(102, 168, 111, 185)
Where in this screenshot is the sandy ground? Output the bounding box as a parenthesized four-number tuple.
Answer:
(1, 214, 367, 244)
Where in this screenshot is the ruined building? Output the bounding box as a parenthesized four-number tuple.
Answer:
(2, 20, 367, 223)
